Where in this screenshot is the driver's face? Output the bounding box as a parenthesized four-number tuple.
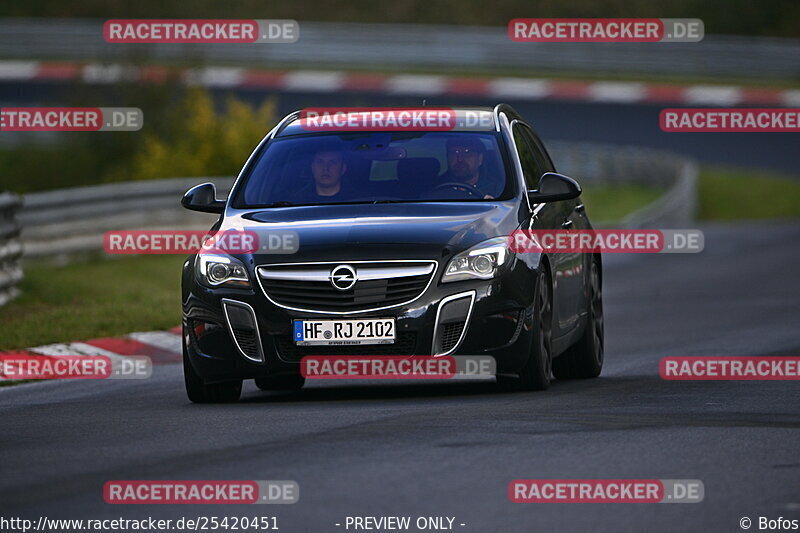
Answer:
(447, 144, 483, 182)
(311, 151, 347, 187)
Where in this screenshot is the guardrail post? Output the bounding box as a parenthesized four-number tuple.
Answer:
(0, 191, 24, 306)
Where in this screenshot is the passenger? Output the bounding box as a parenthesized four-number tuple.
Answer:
(293, 148, 354, 203)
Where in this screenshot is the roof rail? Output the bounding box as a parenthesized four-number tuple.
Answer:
(273, 109, 303, 137)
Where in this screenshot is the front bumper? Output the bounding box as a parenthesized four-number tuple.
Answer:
(182, 259, 537, 383)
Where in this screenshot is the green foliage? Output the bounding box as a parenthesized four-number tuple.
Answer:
(0, 88, 277, 193)
(122, 90, 276, 180)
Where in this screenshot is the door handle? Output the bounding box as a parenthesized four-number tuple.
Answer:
(575, 204, 585, 214)
(561, 219, 573, 229)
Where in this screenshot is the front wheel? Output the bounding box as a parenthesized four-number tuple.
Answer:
(183, 349, 242, 403)
(497, 266, 553, 391)
(553, 257, 604, 380)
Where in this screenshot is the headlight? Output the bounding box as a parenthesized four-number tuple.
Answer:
(196, 254, 250, 288)
(443, 237, 510, 282)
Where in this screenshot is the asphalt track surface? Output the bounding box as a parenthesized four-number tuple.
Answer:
(2, 222, 799, 532)
(1, 82, 799, 175)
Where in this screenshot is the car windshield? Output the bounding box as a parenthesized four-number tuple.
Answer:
(231, 131, 513, 207)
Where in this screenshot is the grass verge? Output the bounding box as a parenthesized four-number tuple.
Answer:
(0, 254, 185, 351)
(698, 166, 800, 220)
(580, 183, 664, 225)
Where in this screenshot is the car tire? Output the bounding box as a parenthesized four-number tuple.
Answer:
(255, 375, 305, 391)
(552, 257, 604, 380)
(183, 348, 242, 403)
(497, 265, 553, 391)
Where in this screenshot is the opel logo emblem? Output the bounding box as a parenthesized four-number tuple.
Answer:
(330, 264, 357, 291)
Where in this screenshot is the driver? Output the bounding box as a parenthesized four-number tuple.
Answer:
(438, 138, 496, 198)
(293, 148, 353, 203)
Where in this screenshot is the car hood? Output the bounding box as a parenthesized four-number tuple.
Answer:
(220, 201, 523, 262)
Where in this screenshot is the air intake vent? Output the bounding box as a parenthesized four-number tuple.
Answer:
(222, 299, 264, 363)
(440, 322, 465, 353)
(433, 291, 475, 355)
(231, 328, 260, 360)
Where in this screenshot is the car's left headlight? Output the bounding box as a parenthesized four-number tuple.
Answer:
(443, 237, 510, 282)
(196, 253, 250, 288)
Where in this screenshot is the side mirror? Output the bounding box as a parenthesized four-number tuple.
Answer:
(527, 172, 582, 203)
(181, 183, 226, 214)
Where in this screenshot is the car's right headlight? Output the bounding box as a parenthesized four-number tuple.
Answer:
(196, 253, 250, 288)
(442, 237, 510, 282)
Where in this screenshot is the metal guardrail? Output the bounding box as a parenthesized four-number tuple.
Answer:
(0, 19, 798, 79)
(17, 142, 697, 259)
(548, 142, 699, 228)
(19, 177, 235, 258)
(0, 191, 23, 305)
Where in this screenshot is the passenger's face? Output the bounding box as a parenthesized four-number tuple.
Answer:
(311, 151, 346, 186)
(447, 144, 483, 180)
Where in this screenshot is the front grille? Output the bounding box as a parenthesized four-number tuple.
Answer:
(232, 328, 260, 360)
(275, 333, 418, 361)
(261, 275, 429, 311)
(440, 322, 466, 353)
(258, 261, 435, 313)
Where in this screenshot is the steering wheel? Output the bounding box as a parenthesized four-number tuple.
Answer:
(429, 181, 487, 198)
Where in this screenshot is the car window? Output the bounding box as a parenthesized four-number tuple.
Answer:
(526, 126, 556, 175)
(513, 122, 554, 190)
(231, 132, 514, 207)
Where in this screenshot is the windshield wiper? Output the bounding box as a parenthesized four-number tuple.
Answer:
(264, 201, 295, 207)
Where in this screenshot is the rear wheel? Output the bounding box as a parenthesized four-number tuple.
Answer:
(183, 348, 242, 403)
(255, 375, 305, 391)
(553, 257, 603, 379)
(498, 266, 553, 391)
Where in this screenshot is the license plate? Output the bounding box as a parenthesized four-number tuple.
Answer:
(293, 318, 396, 346)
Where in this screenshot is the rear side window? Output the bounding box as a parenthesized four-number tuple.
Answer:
(512, 123, 554, 190)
